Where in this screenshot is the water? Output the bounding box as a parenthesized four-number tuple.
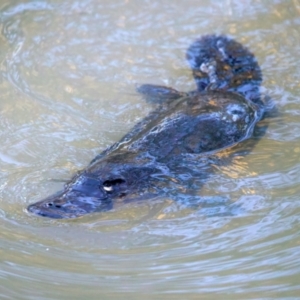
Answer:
(0, 0, 300, 299)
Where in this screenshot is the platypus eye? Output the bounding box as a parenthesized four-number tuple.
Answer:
(103, 179, 126, 192)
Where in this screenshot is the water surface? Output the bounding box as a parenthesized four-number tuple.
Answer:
(1, 0, 300, 299)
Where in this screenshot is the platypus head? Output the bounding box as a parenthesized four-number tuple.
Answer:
(27, 156, 159, 219)
(27, 174, 122, 218)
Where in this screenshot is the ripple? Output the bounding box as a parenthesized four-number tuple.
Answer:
(0, 0, 300, 299)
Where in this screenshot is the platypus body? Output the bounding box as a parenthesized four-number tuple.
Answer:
(28, 35, 265, 219)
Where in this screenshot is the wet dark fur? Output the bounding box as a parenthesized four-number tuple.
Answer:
(27, 35, 266, 219)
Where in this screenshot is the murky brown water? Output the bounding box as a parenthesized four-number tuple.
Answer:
(1, 0, 300, 299)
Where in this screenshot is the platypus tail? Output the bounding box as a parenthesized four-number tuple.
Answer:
(186, 35, 262, 104)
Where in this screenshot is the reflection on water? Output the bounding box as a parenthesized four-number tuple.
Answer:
(1, 0, 300, 298)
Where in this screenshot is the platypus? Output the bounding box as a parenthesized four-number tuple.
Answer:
(27, 35, 265, 219)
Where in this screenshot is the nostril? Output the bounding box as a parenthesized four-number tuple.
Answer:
(46, 202, 61, 209)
